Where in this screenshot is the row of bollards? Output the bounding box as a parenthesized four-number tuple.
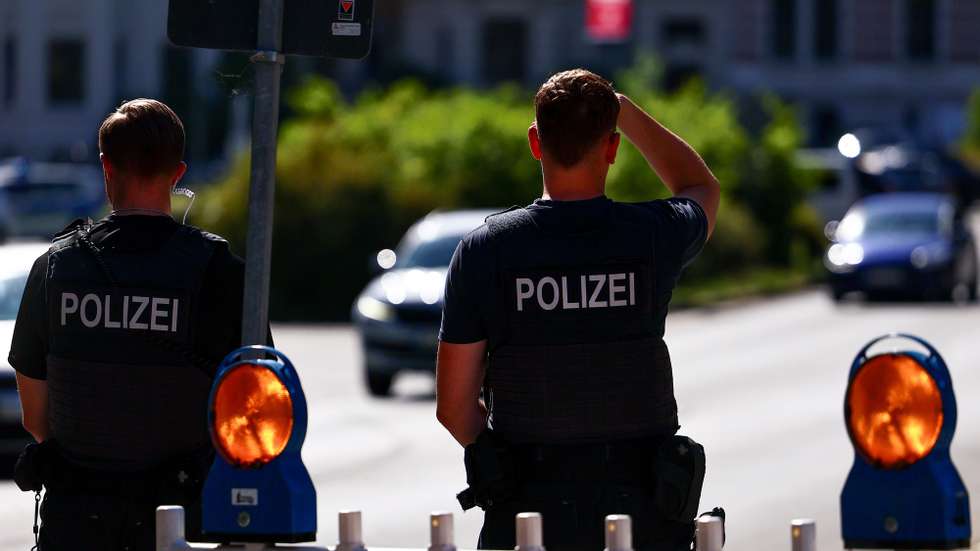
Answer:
(157, 505, 817, 551)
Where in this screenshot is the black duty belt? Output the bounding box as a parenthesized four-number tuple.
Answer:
(39, 443, 211, 501)
(510, 436, 666, 486)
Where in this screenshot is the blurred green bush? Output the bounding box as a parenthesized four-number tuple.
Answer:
(197, 64, 822, 320)
(962, 89, 980, 171)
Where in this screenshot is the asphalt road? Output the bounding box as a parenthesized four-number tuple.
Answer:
(2, 292, 980, 551)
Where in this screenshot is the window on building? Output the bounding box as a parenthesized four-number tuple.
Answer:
(47, 39, 86, 105)
(814, 0, 838, 60)
(811, 105, 841, 147)
(482, 18, 527, 85)
(113, 37, 127, 102)
(3, 37, 15, 107)
(663, 64, 702, 92)
(770, 0, 796, 60)
(436, 26, 456, 82)
(662, 18, 705, 47)
(162, 45, 193, 122)
(906, 0, 936, 60)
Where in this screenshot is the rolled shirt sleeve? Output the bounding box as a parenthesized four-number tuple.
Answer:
(656, 197, 709, 268)
(439, 227, 493, 344)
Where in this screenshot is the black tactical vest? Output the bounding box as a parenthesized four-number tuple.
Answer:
(485, 206, 679, 445)
(45, 221, 218, 472)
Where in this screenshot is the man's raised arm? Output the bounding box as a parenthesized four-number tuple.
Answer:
(616, 94, 721, 236)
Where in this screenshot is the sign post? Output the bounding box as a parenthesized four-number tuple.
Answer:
(242, 0, 285, 348)
(167, 0, 375, 347)
(167, 0, 375, 542)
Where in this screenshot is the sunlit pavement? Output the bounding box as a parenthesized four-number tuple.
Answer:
(2, 294, 980, 551)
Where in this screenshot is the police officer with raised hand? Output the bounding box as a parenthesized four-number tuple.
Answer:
(436, 70, 720, 550)
(9, 99, 255, 551)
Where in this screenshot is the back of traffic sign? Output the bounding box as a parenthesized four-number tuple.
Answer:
(167, 0, 375, 59)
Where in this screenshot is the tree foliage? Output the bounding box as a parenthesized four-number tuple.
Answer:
(197, 68, 821, 320)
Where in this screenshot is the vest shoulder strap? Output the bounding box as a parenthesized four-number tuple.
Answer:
(170, 225, 222, 268)
(48, 218, 91, 254)
(485, 207, 535, 239)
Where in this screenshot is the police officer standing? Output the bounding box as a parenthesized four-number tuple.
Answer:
(436, 70, 720, 550)
(9, 99, 257, 550)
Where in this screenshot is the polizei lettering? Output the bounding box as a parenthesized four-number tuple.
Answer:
(515, 272, 637, 312)
(60, 292, 180, 333)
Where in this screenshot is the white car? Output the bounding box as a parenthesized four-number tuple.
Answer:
(0, 241, 50, 455)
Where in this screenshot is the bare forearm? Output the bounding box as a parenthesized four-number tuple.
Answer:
(437, 401, 488, 447)
(15, 373, 49, 442)
(617, 94, 719, 197)
(435, 340, 489, 447)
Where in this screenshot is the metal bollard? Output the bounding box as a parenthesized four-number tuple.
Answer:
(337, 510, 367, 551)
(791, 519, 816, 551)
(604, 515, 633, 551)
(429, 511, 456, 551)
(156, 506, 191, 551)
(515, 512, 545, 551)
(696, 516, 724, 551)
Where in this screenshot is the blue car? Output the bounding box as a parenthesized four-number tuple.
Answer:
(352, 210, 496, 396)
(825, 193, 978, 302)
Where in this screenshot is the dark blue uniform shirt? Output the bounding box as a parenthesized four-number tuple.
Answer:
(439, 195, 707, 348)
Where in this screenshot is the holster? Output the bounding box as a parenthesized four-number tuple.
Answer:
(654, 435, 706, 522)
(13, 440, 57, 493)
(456, 430, 517, 511)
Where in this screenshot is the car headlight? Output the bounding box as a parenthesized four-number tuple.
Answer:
(357, 296, 394, 322)
(827, 243, 864, 272)
(910, 244, 951, 270)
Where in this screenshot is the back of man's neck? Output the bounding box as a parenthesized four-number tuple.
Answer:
(111, 200, 171, 215)
(541, 189, 605, 201)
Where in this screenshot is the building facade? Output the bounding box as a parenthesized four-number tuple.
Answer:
(396, 0, 980, 145)
(1, 0, 977, 162)
(0, 0, 232, 163)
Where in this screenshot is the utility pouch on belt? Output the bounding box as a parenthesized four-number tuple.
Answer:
(654, 435, 706, 522)
(14, 440, 55, 493)
(457, 430, 516, 511)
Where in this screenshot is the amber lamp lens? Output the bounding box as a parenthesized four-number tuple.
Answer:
(847, 354, 943, 469)
(213, 364, 294, 467)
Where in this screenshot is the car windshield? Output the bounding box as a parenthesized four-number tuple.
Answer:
(839, 209, 940, 240)
(399, 234, 464, 268)
(0, 274, 28, 320)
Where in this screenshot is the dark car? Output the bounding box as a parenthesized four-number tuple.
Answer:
(825, 193, 978, 302)
(352, 210, 496, 397)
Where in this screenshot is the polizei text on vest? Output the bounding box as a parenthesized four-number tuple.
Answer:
(515, 272, 637, 312)
(60, 292, 180, 332)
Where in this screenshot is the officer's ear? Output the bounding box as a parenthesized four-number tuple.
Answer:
(170, 162, 188, 186)
(605, 132, 621, 165)
(528, 123, 543, 161)
(99, 153, 113, 179)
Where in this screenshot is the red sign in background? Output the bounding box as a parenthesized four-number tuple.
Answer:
(585, 0, 634, 43)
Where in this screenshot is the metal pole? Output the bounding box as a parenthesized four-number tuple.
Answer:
(791, 519, 816, 551)
(428, 511, 456, 551)
(156, 506, 192, 551)
(696, 516, 724, 551)
(604, 515, 633, 551)
(516, 512, 545, 551)
(337, 510, 367, 551)
(241, 0, 285, 347)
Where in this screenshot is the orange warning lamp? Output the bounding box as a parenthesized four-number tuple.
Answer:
(841, 334, 970, 550)
(202, 346, 316, 543)
(845, 353, 944, 469)
(212, 363, 295, 467)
